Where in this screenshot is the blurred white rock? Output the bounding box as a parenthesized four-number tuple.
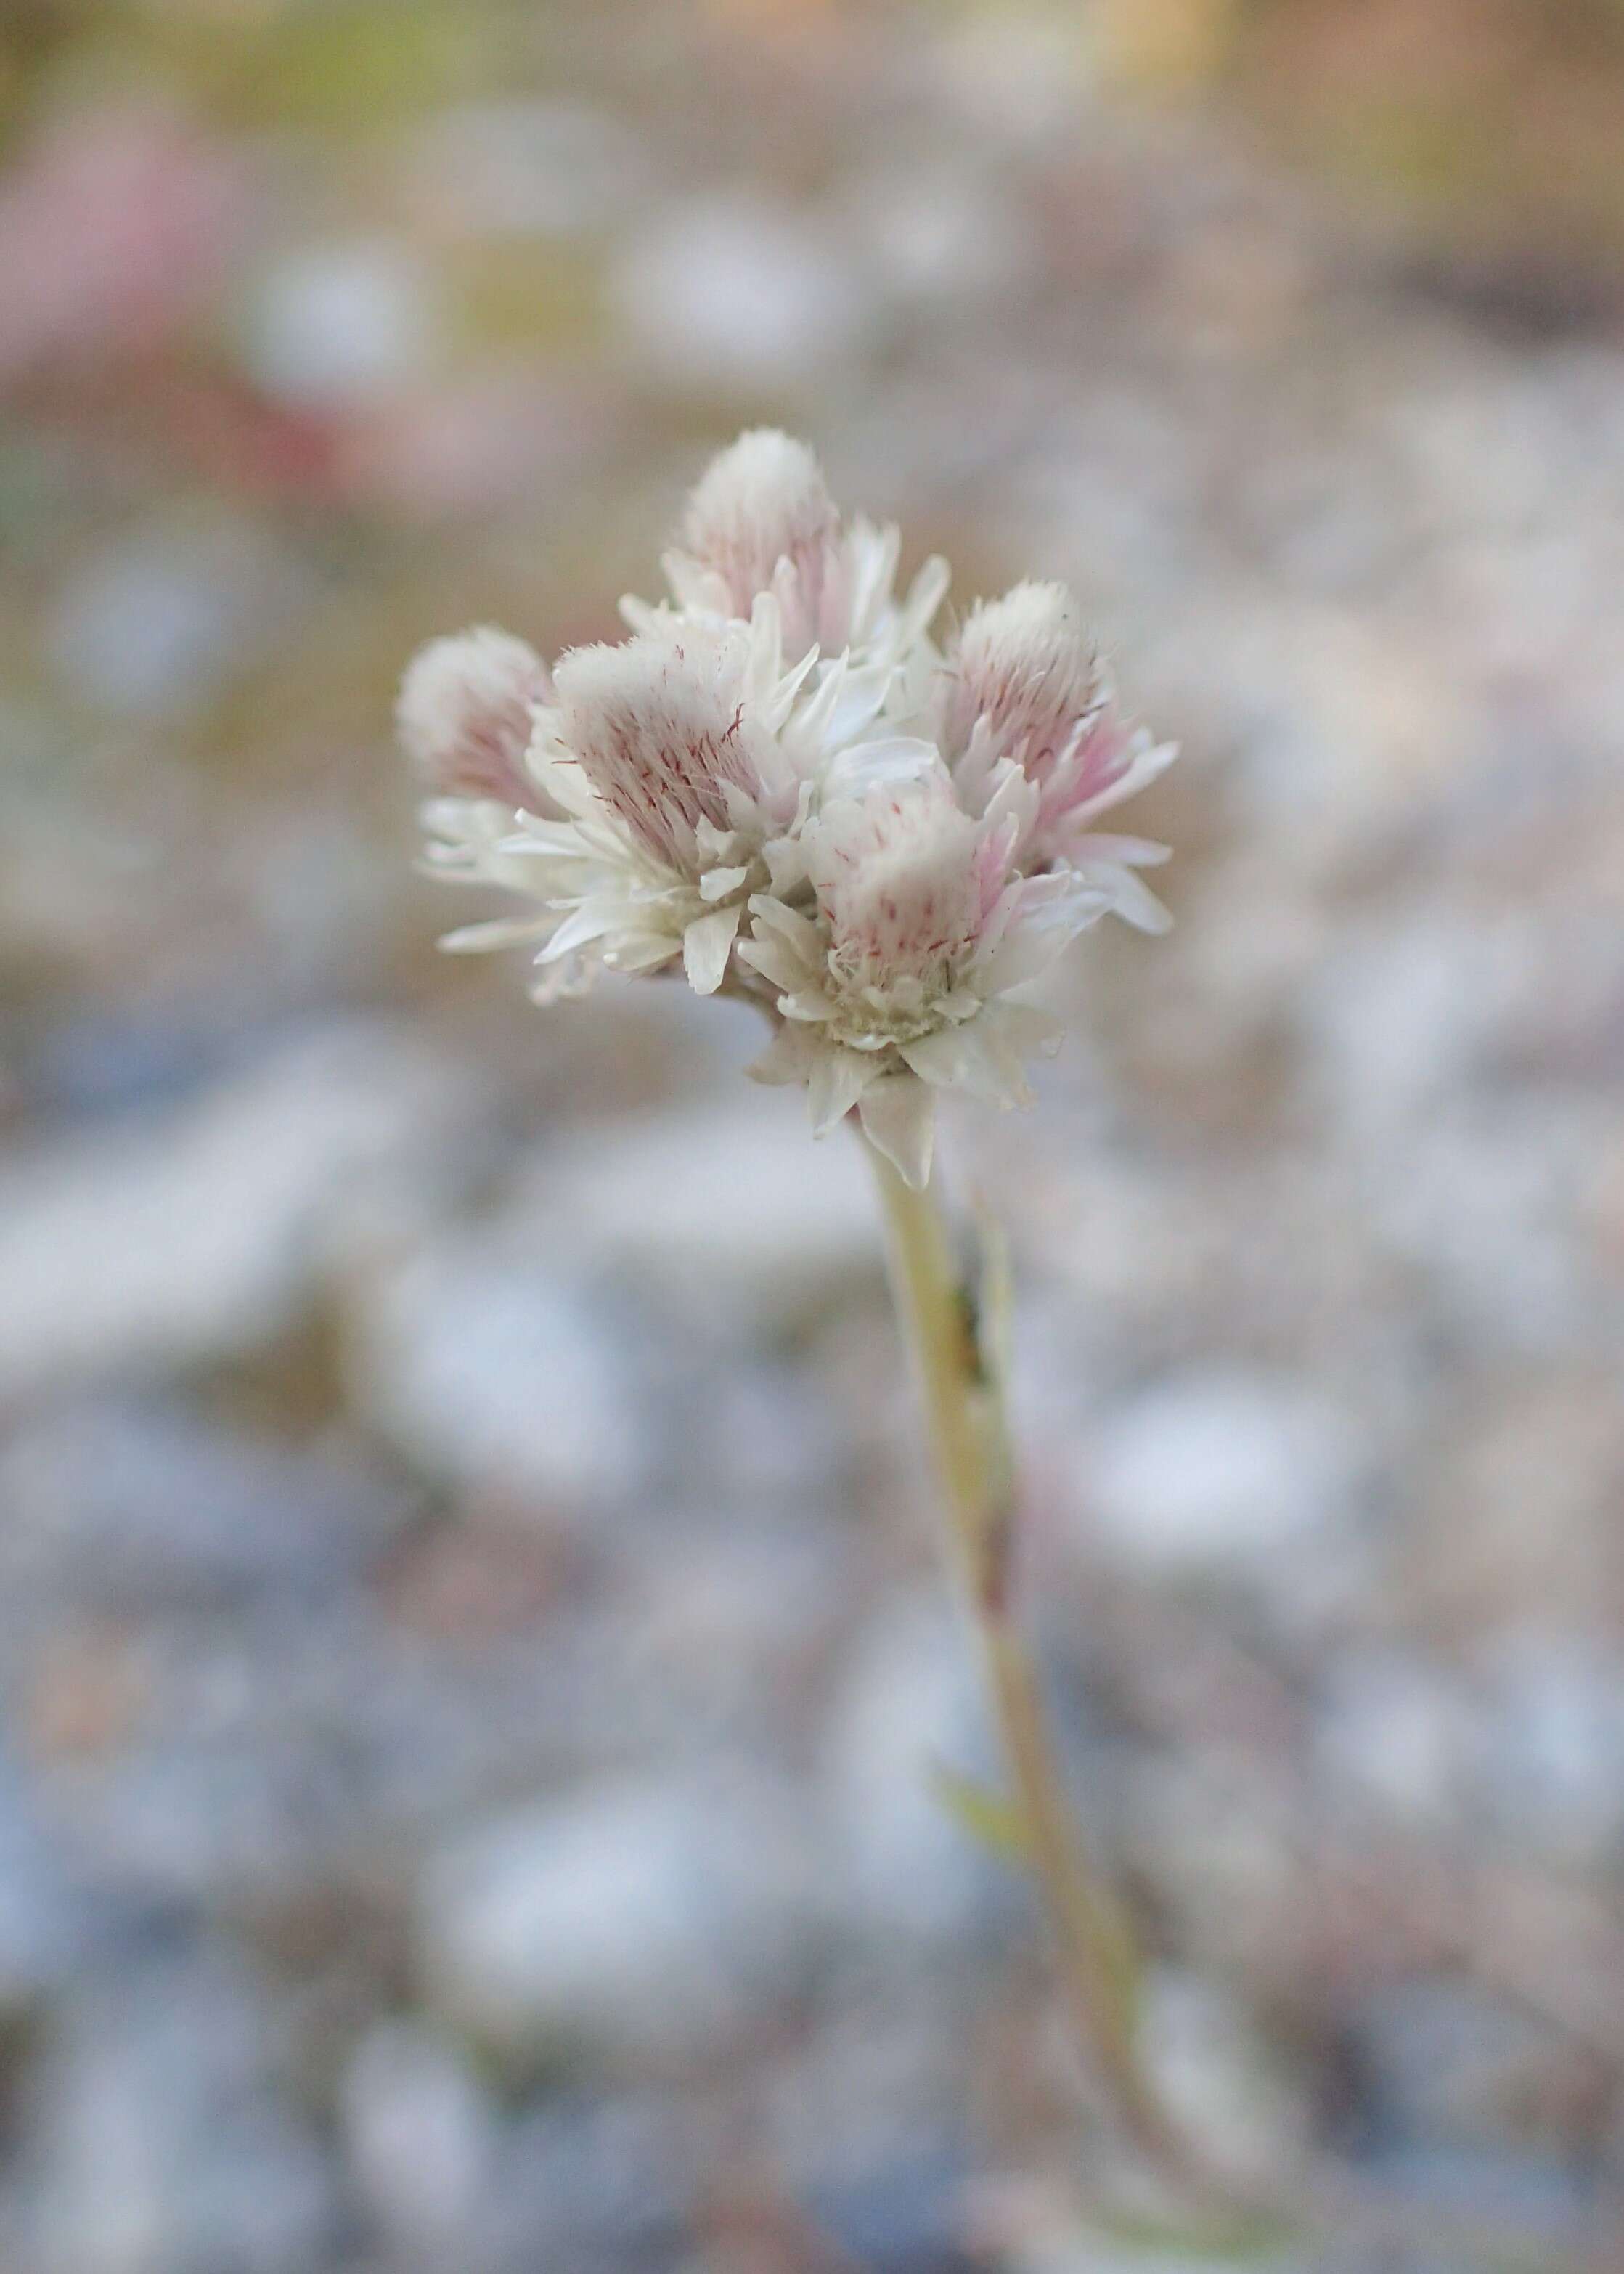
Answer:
(1371, 1099, 1600, 1355)
(340, 2019, 497, 2250)
(483, 2094, 695, 2267)
(351, 1242, 648, 1509)
(609, 197, 873, 391)
(1302, 913, 1522, 1141)
(0, 1023, 473, 1400)
(46, 521, 305, 719)
(240, 235, 436, 408)
(419, 1770, 811, 2065)
(1477, 1630, 1624, 1864)
(0, 1754, 97, 2020)
(1315, 1648, 1477, 1827)
(820, 1592, 997, 1943)
(499, 1091, 878, 1329)
(0, 1398, 414, 1606)
(701, 1361, 836, 1501)
(29, 1958, 335, 2274)
(1141, 1969, 1310, 2189)
(1085, 1367, 1360, 1578)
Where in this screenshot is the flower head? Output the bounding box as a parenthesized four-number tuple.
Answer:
(396, 627, 553, 810)
(550, 619, 785, 876)
(627, 428, 950, 671)
(673, 428, 838, 656)
(941, 580, 1179, 932)
(944, 580, 1101, 784)
(507, 600, 931, 998)
(802, 770, 1005, 1027)
(740, 767, 1103, 1186)
(398, 431, 1176, 1183)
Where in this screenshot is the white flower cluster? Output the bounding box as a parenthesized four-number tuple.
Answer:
(398, 431, 1175, 1186)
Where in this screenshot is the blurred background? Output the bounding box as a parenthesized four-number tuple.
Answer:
(4, 2, 1624, 2268)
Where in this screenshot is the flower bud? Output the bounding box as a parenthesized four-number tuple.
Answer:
(550, 622, 769, 876)
(803, 770, 997, 1008)
(945, 580, 1103, 785)
(396, 627, 551, 809)
(680, 428, 838, 652)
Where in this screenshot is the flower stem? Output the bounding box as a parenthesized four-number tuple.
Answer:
(863, 1136, 1201, 2187)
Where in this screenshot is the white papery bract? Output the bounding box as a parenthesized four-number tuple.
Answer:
(670, 429, 838, 654)
(405, 630, 576, 971)
(740, 767, 1106, 1188)
(944, 580, 1100, 779)
(939, 580, 1178, 934)
(521, 608, 804, 995)
(626, 427, 950, 673)
(397, 627, 554, 810)
(399, 432, 1175, 1185)
(505, 601, 936, 998)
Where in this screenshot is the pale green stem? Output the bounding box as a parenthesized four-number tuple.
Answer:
(865, 1136, 1202, 2185)
(863, 1141, 1588, 2265)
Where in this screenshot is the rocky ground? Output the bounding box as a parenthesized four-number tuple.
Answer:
(2, 4, 1624, 2269)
